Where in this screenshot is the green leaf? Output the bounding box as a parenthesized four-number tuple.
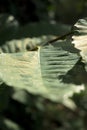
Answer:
(72, 18, 87, 62)
(0, 39, 84, 109)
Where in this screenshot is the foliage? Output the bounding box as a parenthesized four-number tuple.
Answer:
(0, 0, 87, 25)
(0, 13, 87, 130)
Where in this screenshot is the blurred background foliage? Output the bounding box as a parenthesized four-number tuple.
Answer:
(0, 0, 87, 130)
(0, 0, 87, 25)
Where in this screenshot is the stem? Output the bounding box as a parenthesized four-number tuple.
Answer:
(42, 31, 73, 46)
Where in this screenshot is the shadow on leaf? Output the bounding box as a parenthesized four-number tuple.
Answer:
(58, 58, 87, 85)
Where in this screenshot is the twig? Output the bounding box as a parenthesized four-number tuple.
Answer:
(42, 31, 73, 46)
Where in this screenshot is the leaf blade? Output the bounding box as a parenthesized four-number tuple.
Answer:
(0, 41, 83, 108)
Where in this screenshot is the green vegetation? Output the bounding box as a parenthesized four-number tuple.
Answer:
(0, 1, 87, 130)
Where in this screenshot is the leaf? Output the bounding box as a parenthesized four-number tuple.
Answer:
(0, 36, 55, 53)
(0, 41, 84, 108)
(72, 18, 87, 62)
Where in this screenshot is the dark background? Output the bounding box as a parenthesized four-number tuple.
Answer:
(0, 0, 87, 25)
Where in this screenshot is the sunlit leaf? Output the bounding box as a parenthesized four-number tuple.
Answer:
(0, 36, 54, 53)
(0, 40, 84, 108)
(72, 18, 87, 62)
